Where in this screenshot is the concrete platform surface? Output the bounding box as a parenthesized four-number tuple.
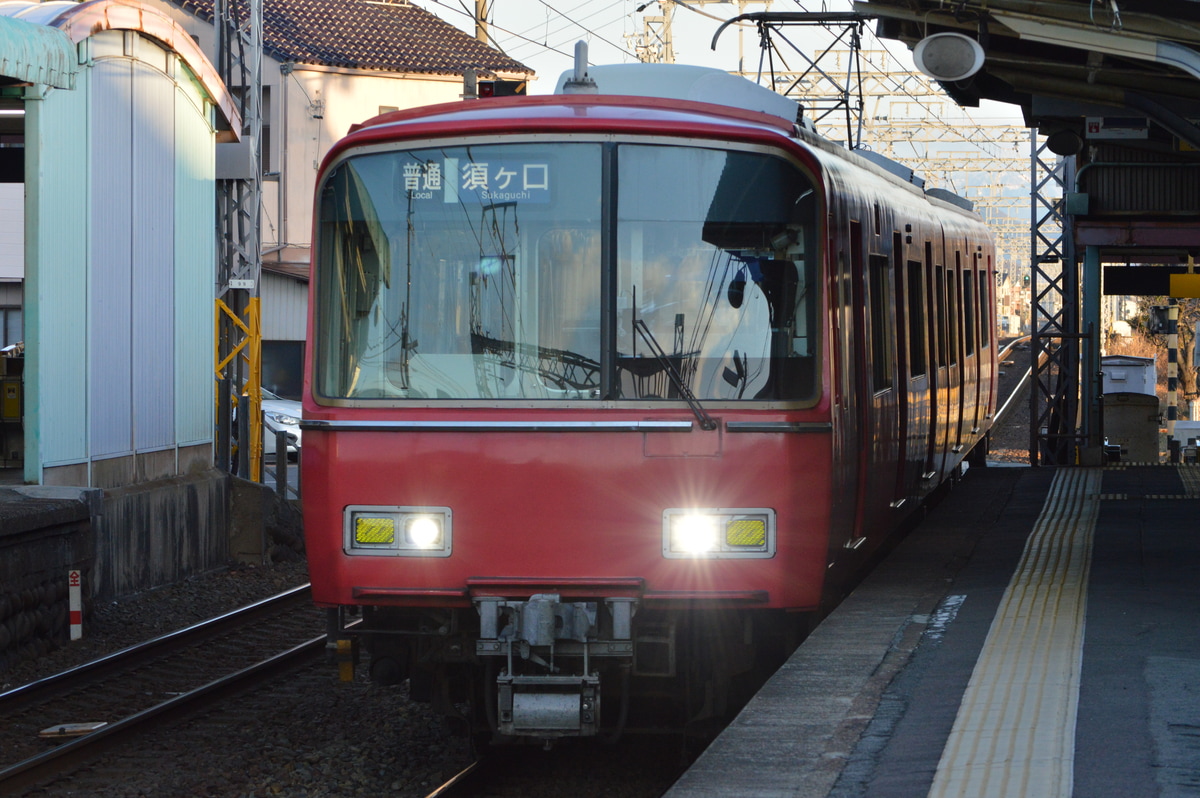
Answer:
(667, 465, 1200, 798)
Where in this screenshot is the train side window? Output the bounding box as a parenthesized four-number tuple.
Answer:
(979, 268, 991, 347)
(934, 262, 946, 369)
(868, 254, 893, 390)
(906, 260, 926, 377)
(963, 269, 975, 357)
(946, 264, 958, 367)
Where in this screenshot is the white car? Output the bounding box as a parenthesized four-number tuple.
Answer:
(261, 388, 301, 460)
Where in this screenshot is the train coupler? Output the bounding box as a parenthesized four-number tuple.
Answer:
(496, 673, 601, 737)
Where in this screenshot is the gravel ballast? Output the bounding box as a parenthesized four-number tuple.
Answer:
(1, 561, 473, 798)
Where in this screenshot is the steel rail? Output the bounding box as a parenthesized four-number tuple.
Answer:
(0, 634, 325, 793)
(995, 343, 1049, 430)
(0, 583, 312, 713)
(424, 760, 486, 798)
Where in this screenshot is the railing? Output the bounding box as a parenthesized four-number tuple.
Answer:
(262, 427, 300, 501)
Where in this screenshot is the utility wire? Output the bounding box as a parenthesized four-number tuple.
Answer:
(781, 0, 1022, 155)
(419, 0, 639, 63)
(516, 0, 639, 59)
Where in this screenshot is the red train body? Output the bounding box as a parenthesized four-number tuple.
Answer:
(302, 64, 995, 742)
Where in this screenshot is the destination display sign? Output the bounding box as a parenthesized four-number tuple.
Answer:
(401, 158, 551, 204)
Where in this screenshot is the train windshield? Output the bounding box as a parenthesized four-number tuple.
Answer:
(315, 141, 818, 404)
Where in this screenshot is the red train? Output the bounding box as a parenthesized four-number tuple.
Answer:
(302, 61, 996, 743)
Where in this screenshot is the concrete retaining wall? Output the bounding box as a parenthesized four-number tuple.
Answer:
(0, 470, 231, 675)
(93, 470, 230, 599)
(0, 486, 99, 673)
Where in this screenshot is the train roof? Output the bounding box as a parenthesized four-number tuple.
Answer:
(334, 65, 979, 218)
(552, 63, 801, 128)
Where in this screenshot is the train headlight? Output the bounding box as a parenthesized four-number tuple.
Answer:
(345, 506, 452, 557)
(671, 514, 720, 554)
(405, 516, 443, 548)
(663, 509, 775, 559)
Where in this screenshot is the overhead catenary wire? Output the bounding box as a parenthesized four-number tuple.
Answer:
(781, 0, 1025, 161)
(417, 0, 639, 64)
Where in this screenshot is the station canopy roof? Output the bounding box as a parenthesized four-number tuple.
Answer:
(0, 11, 77, 89)
(852, 0, 1200, 146)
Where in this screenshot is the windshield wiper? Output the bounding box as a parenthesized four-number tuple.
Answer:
(633, 319, 718, 431)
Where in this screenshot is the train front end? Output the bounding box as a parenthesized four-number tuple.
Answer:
(303, 75, 834, 741)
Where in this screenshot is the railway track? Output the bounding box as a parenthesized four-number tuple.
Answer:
(420, 736, 690, 798)
(0, 585, 326, 795)
(995, 336, 1033, 427)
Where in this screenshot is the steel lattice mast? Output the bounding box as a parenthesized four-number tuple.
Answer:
(214, 0, 264, 480)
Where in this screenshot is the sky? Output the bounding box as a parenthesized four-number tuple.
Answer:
(412, 0, 1025, 128)
(412, 0, 1031, 233)
(418, 0, 867, 92)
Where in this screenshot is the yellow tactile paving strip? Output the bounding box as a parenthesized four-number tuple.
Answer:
(929, 467, 1102, 798)
(1178, 464, 1200, 497)
(1099, 463, 1200, 499)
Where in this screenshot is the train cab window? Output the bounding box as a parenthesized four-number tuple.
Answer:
(314, 143, 604, 400)
(615, 145, 819, 403)
(312, 141, 819, 405)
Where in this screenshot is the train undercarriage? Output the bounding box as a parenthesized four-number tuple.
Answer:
(327, 595, 805, 744)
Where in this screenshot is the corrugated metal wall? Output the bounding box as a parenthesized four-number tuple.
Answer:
(90, 55, 135, 459)
(1085, 144, 1200, 215)
(26, 68, 90, 474)
(261, 270, 308, 340)
(131, 55, 176, 452)
(175, 64, 215, 447)
(29, 29, 216, 483)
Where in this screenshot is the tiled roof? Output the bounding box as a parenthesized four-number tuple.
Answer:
(170, 0, 532, 77)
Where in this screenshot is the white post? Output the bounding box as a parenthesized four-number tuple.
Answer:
(68, 569, 82, 641)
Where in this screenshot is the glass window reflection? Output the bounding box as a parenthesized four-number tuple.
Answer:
(315, 141, 819, 404)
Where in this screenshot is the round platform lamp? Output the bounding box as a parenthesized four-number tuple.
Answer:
(913, 33, 986, 82)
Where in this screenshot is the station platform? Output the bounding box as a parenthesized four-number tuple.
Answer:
(666, 464, 1200, 798)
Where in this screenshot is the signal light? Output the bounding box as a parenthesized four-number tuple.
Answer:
(478, 79, 526, 98)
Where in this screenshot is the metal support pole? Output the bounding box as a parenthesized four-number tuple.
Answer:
(275, 428, 288, 496)
(237, 399, 250, 477)
(1168, 299, 1180, 463)
(1029, 130, 1082, 465)
(1082, 245, 1102, 462)
(217, 378, 232, 472)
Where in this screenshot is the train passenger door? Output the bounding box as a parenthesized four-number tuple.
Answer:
(902, 252, 930, 503)
(923, 241, 948, 482)
(866, 248, 899, 515)
(848, 221, 871, 546)
(949, 253, 966, 458)
(943, 259, 961, 472)
(976, 260, 996, 435)
(960, 255, 980, 455)
(889, 235, 909, 507)
(828, 215, 859, 554)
